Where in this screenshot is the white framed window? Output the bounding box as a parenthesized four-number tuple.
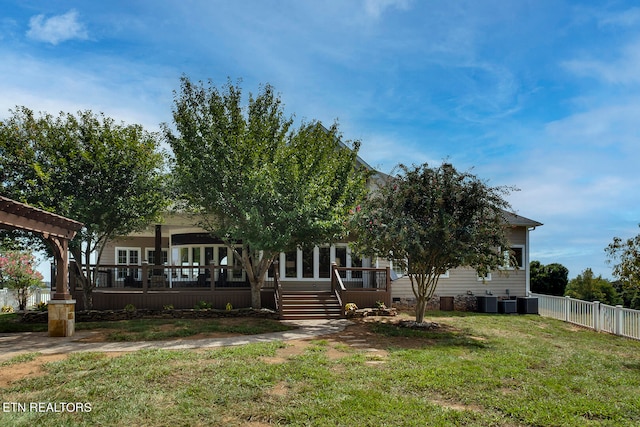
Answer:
(146, 249, 168, 265)
(277, 244, 367, 280)
(116, 247, 141, 280)
(477, 272, 492, 282)
(501, 245, 525, 270)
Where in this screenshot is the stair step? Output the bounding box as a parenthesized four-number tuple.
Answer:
(279, 290, 342, 320)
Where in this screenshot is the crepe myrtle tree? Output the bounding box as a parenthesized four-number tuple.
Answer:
(166, 77, 369, 309)
(0, 107, 168, 309)
(0, 251, 45, 311)
(351, 162, 517, 323)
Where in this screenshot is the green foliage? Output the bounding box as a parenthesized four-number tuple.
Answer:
(34, 301, 48, 312)
(1, 305, 14, 313)
(124, 304, 136, 312)
(565, 268, 621, 305)
(0, 251, 45, 310)
(351, 162, 514, 323)
(605, 225, 640, 308)
(166, 77, 368, 308)
(530, 260, 569, 296)
(0, 107, 168, 309)
(163, 304, 174, 311)
(194, 300, 212, 310)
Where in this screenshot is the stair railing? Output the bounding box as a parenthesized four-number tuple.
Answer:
(272, 260, 283, 318)
(331, 262, 345, 311)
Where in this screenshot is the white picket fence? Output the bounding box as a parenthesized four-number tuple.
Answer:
(530, 293, 640, 341)
(0, 287, 52, 311)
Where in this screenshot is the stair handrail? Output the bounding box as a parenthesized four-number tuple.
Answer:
(272, 260, 283, 318)
(331, 262, 345, 310)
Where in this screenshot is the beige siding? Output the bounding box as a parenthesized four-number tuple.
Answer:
(101, 236, 169, 265)
(390, 226, 529, 301)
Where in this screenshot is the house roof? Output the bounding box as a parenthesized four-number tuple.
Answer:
(0, 196, 83, 240)
(502, 211, 543, 228)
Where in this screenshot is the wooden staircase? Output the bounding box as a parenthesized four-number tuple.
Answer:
(280, 290, 343, 320)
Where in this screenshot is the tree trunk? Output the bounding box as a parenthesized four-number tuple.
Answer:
(415, 296, 427, 323)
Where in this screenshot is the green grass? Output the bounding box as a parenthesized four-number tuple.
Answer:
(0, 313, 292, 340)
(2, 312, 640, 426)
(0, 313, 48, 332)
(75, 317, 293, 341)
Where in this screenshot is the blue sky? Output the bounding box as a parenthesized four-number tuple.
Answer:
(2, 0, 640, 280)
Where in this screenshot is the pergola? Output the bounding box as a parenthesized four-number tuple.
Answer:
(0, 196, 83, 327)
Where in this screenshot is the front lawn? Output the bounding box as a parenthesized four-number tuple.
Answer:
(1, 312, 639, 426)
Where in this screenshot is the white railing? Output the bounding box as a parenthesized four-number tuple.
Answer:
(531, 293, 640, 341)
(0, 287, 52, 311)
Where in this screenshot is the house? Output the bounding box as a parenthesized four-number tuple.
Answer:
(387, 211, 542, 309)
(72, 152, 542, 316)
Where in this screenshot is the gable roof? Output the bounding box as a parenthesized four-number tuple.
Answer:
(502, 211, 543, 228)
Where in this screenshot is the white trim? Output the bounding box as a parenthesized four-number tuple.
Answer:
(477, 272, 492, 282)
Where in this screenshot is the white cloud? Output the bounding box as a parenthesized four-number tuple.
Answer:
(599, 7, 640, 28)
(563, 38, 640, 85)
(363, 0, 412, 19)
(27, 9, 88, 45)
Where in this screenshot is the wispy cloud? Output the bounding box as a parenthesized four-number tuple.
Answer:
(363, 0, 412, 19)
(27, 9, 88, 45)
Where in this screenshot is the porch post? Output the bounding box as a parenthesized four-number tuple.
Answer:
(47, 236, 75, 337)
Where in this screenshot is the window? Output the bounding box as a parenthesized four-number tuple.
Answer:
(116, 248, 140, 280)
(146, 249, 168, 265)
(335, 247, 347, 268)
(302, 248, 314, 278)
(285, 251, 297, 278)
(502, 246, 524, 269)
(318, 247, 331, 278)
(477, 272, 492, 282)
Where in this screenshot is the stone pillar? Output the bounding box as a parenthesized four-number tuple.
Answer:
(48, 299, 76, 337)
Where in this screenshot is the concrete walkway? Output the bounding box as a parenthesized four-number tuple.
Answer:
(0, 319, 350, 362)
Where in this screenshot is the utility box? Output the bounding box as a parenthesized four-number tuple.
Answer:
(476, 296, 498, 313)
(440, 296, 454, 311)
(517, 297, 539, 314)
(498, 299, 517, 314)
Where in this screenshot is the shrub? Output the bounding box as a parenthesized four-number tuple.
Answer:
(124, 304, 136, 312)
(1, 305, 14, 314)
(225, 302, 233, 311)
(34, 301, 48, 312)
(163, 304, 174, 311)
(195, 300, 212, 310)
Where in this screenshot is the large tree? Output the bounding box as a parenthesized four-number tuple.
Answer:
(565, 268, 621, 306)
(0, 107, 167, 308)
(165, 77, 368, 309)
(351, 162, 516, 323)
(530, 260, 568, 296)
(605, 226, 640, 309)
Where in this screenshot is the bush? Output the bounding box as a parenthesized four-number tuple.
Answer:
(1, 305, 14, 314)
(34, 301, 48, 312)
(124, 304, 136, 312)
(195, 300, 212, 310)
(163, 304, 174, 311)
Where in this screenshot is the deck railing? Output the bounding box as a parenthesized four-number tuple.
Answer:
(72, 263, 266, 291)
(331, 262, 391, 309)
(531, 293, 640, 341)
